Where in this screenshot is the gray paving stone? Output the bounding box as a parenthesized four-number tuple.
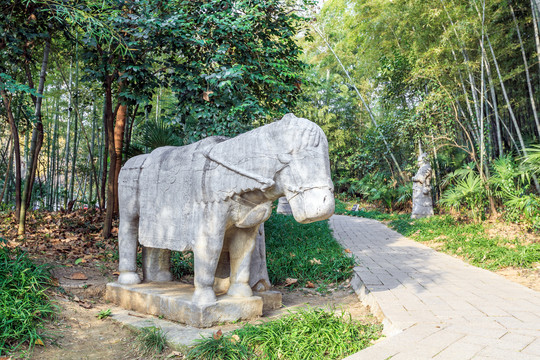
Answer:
(329, 215, 540, 359)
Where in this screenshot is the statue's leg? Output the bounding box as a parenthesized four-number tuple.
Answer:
(192, 232, 224, 305)
(118, 207, 141, 285)
(227, 226, 258, 297)
(142, 247, 172, 282)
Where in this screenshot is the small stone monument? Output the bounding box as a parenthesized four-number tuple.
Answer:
(106, 114, 335, 327)
(411, 152, 434, 219)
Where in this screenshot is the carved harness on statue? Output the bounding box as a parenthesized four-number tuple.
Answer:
(202, 147, 331, 226)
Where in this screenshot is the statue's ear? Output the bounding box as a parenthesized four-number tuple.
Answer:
(278, 153, 292, 164)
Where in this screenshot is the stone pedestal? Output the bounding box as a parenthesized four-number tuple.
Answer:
(106, 282, 264, 328)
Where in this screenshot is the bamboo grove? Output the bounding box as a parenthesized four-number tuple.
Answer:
(299, 0, 540, 225)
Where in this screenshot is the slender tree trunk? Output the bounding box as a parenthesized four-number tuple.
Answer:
(511, 4, 540, 138)
(100, 94, 108, 210)
(49, 97, 59, 209)
(89, 99, 97, 207)
(483, 50, 503, 157)
(487, 36, 540, 192)
(0, 139, 14, 204)
(19, 38, 50, 235)
(64, 59, 73, 208)
(103, 76, 117, 238)
(531, 0, 540, 90)
(311, 24, 406, 182)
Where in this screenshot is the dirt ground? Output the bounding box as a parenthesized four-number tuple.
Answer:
(16, 267, 375, 360)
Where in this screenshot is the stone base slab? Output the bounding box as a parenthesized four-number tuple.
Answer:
(253, 290, 282, 312)
(106, 282, 263, 328)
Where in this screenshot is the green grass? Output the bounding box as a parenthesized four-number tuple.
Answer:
(265, 213, 355, 287)
(347, 211, 540, 270)
(136, 326, 167, 356)
(169, 212, 355, 288)
(0, 242, 56, 355)
(187, 307, 382, 360)
(389, 216, 540, 270)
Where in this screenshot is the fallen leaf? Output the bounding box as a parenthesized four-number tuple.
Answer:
(79, 302, 93, 309)
(231, 334, 240, 343)
(35, 339, 44, 346)
(345, 248, 352, 253)
(112, 271, 120, 276)
(71, 272, 88, 280)
(284, 278, 298, 286)
(213, 329, 222, 340)
(309, 258, 321, 265)
(306, 281, 315, 288)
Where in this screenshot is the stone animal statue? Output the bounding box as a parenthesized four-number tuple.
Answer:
(117, 114, 335, 305)
(411, 152, 434, 219)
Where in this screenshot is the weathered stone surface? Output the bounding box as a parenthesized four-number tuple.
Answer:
(411, 152, 434, 219)
(106, 282, 263, 328)
(254, 290, 282, 312)
(276, 197, 293, 215)
(117, 113, 335, 307)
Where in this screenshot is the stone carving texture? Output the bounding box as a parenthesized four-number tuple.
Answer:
(411, 152, 434, 219)
(276, 197, 293, 215)
(117, 114, 335, 305)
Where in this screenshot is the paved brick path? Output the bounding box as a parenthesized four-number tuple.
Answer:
(329, 215, 540, 360)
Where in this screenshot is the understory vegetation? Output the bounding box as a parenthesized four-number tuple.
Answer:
(0, 240, 55, 355)
(338, 206, 540, 271)
(265, 212, 355, 288)
(187, 307, 382, 360)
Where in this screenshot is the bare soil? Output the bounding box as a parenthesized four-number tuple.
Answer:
(9, 262, 375, 359)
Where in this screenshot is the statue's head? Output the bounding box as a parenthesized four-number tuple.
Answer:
(274, 114, 335, 224)
(417, 152, 429, 166)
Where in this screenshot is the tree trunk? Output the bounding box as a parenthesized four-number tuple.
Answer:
(19, 38, 50, 235)
(113, 103, 127, 213)
(0, 138, 14, 204)
(64, 59, 73, 208)
(511, 4, 540, 139)
(103, 76, 116, 238)
(311, 24, 406, 183)
(487, 35, 540, 192)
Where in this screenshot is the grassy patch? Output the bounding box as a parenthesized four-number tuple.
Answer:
(343, 210, 409, 222)
(265, 213, 355, 287)
(348, 211, 540, 270)
(0, 243, 56, 355)
(389, 216, 540, 270)
(187, 307, 382, 360)
(136, 326, 167, 356)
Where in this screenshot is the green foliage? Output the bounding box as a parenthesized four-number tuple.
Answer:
(136, 326, 167, 356)
(186, 332, 253, 360)
(0, 245, 55, 355)
(265, 213, 355, 287)
(523, 145, 540, 175)
(440, 171, 487, 221)
(235, 307, 381, 360)
(97, 308, 112, 320)
(388, 216, 540, 270)
(171, 251, 194, 279)
(334, 198, 348, 214)
(345, 210, 408, 222)
(188, 308, 381, 360)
